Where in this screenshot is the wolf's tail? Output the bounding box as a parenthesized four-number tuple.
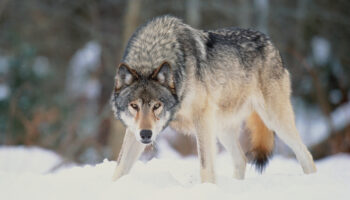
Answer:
(241, 111, 274, 173)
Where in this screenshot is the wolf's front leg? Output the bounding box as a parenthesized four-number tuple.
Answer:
(112, 128, 146, 181)
(195, 121, 217, 183)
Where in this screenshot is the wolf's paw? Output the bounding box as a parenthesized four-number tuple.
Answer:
(233, 171, 245, 180)
(112, 168, 125, 181)
(303, 162, 317, 174)
(200, 168, 216, 184)
(233, 164, 246, 180)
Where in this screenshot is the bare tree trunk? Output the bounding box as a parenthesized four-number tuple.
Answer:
(108, 0, 142, 160)
(311, 125, 350, 160)
(0, 0, 9, 19)
(237, 0, 252, 28)
(121, 0, 142, 45)
(186, 0, 201, 27)
(254, 0, 269, 34)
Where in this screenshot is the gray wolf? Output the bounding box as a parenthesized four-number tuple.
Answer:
(111, 16, 316, 183)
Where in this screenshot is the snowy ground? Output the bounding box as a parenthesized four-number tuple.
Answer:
(0, 146, 349, 200)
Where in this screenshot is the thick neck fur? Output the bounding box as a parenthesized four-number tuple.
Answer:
(121, 16, 208, 100)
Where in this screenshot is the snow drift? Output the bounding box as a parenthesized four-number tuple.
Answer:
(0, 146, 349, 200)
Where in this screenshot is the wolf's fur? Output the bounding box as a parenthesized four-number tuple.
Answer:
(242, 111, 275, 172)
(111, 16, 316, 183)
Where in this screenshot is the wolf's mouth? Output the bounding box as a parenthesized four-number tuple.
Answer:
(140, 139, 152, 144)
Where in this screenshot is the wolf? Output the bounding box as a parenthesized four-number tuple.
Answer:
(111, 16, 316, 183)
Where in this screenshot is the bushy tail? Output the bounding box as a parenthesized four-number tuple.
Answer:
(241, 111, 274, 173)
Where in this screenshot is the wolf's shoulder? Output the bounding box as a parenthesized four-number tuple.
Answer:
(205, 27, 271, 50)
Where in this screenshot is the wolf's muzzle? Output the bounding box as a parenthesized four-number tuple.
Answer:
(140, 129, 152, 144)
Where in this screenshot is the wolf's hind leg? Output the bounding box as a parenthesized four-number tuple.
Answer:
(256, 90, 316, 174)
(112, 128, 146, 181)
(217, 125, 247, 179)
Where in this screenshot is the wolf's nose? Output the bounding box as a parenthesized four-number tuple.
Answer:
(140, 129, 152, 143)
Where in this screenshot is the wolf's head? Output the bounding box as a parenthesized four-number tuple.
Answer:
(111, 16, 207, 144)
(111, 62, 178, 144)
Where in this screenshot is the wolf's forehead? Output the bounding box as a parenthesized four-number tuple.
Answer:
(133, 85, 158, 101)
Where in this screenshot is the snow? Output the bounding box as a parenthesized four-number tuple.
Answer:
(0, 146, 62, 174)
(65, 41, 102, 100)
(33, 56, 50, 78)
(311, 36, 331, 66)
(0, 83, 10, 101)
(1, 146, 349, 200)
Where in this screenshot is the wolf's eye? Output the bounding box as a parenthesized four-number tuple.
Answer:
(130, 103, 139, 111)
(153, 103, 161, 110)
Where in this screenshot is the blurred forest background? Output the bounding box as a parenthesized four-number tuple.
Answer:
(0, 0, 349, 166)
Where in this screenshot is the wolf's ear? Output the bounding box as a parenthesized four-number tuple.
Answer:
(151, 62, 175, 92)
(115, 63, 138, 91)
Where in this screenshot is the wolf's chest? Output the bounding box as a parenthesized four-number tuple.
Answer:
(169, 111, 196, 135)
